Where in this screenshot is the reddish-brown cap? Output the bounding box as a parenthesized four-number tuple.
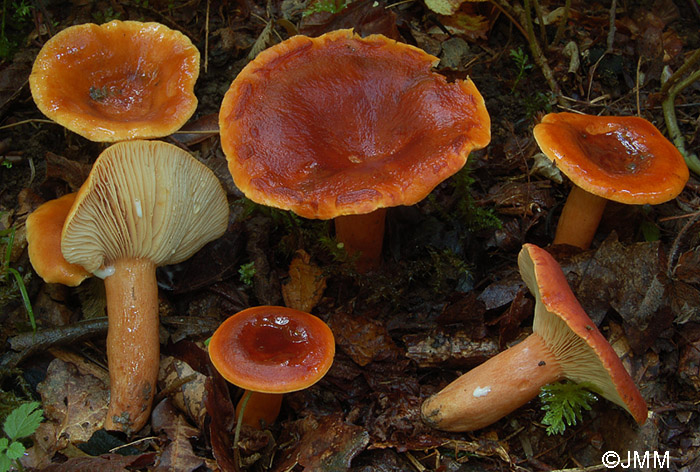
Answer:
(208, 306, 335, 393)
(30, 20, 200, 142)
(520, 243, 648, 424)
(219, 29, 490, 219)
(533, 112, 688, 204)
(26, 193, 91, 286)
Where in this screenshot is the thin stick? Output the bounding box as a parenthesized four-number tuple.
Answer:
(204, 0, 210, 74)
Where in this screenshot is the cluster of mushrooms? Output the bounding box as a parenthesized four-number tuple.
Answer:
(24, 20, 688, 438)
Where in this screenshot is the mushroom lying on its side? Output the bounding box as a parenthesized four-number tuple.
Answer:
(57, 140, 229, 433)
(421, 243, 647, 432)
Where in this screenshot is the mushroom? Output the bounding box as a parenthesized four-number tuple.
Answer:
(533, 112, 688, 249)
(29, 20, 200, 142)
(219, 29, 490, 272)
(60, 140, 229, 433)
(208, 306, 335, 428)
(421, 243, 647, 432)
(26, 192, 90, 286)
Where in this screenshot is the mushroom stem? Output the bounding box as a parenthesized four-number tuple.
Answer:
(334, 208, 387, 273)
(553, 185, 608, 249)
(421, 333, 563, 432)
(103, 257, 159, 433)
(235, 391, 283, 428)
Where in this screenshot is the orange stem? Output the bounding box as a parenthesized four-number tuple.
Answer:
(103, 257, 160, 434)
(553, 185, 608, 249)
(235, 391, 283, 428)
(333, 208, 387, 273)
(421, 333, 563, 432)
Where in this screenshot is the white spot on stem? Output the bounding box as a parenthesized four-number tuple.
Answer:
(473, 386, 491, 398)
(93, 266, 116, 279)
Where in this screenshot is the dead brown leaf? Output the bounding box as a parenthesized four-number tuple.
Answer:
(151, 398, 205, 472)
(274, 414, 369, 471)
(36, 358, 109, 445)
(158, 356, 208, 429)
(282, 249, 327, 313)
(328, 312, 403, 367)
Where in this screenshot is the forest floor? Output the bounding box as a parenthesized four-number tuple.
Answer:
(1, 0, 700, 471)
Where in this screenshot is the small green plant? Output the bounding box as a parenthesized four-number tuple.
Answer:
(302, 0, 347, 17)
(0, 401, 43, 472)
(539, 381, 598, 435)
(0, 225, 36, 331)
(509, 47, 534, 92)
(0, 0, 33, 60)
(92, 7, 121, 24)
(442, 166, 502, 233)
(238, 261, 256, 286)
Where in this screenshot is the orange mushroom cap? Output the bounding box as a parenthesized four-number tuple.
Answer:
(521, 243, 648, 424)
(26, 192, 90, 286)
(209, 306, 335, 394)
(219, 29, 490, 219)
(29, 20, 200, 142)
(533, 112, 688, 204)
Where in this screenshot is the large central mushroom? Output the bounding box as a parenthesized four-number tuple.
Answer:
(219, 29, 490, 271)
(60, 140, 229, 433)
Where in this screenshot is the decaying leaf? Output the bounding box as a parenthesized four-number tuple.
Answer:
(282, 249, 327, 312)
(425, 0, 486, 16)
(151, 399, 205, 472)
(274, 414, 369, 471)
(328, 312, 403, 367)
(36, 358, 109, 445)
(37, 452, 156, 471)
(158, 356, 208, 429)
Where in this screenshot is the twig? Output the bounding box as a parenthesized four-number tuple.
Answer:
(488, 0, 528, 43)
(551, 0, 570, 46)
(204, 0, 210, 74)
(531, 0, 547, 49)
(522, 0, 562, 100)
(660, 48, 700, 175)
(0, 318, 109, 370)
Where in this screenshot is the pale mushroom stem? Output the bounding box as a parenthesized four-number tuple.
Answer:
(334, 208, 387, 273)
(421, 333, 563, 432)
(235, 391, 283, 428)
(553, 185, 608, 249)
(103, 257, 160, 433)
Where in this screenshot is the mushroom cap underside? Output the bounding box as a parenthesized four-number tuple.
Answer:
(30, 20, 200, 142)
(209, 306, 335, 394)
(220, 29, 491, 219)
(533, 112, 688, 204)
(61, 140, 229, 274)
(519, 243, 648, 424)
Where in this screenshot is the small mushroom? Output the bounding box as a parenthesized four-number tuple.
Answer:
(30, 20, 200, 142)
(26, 192, 90, 286)
(219, 29, 490, 272)
(533, 112, 688, 249)
(421, 243, 647, 432)
(60, 140, 229, 433)
(208, 306, 335, 428)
